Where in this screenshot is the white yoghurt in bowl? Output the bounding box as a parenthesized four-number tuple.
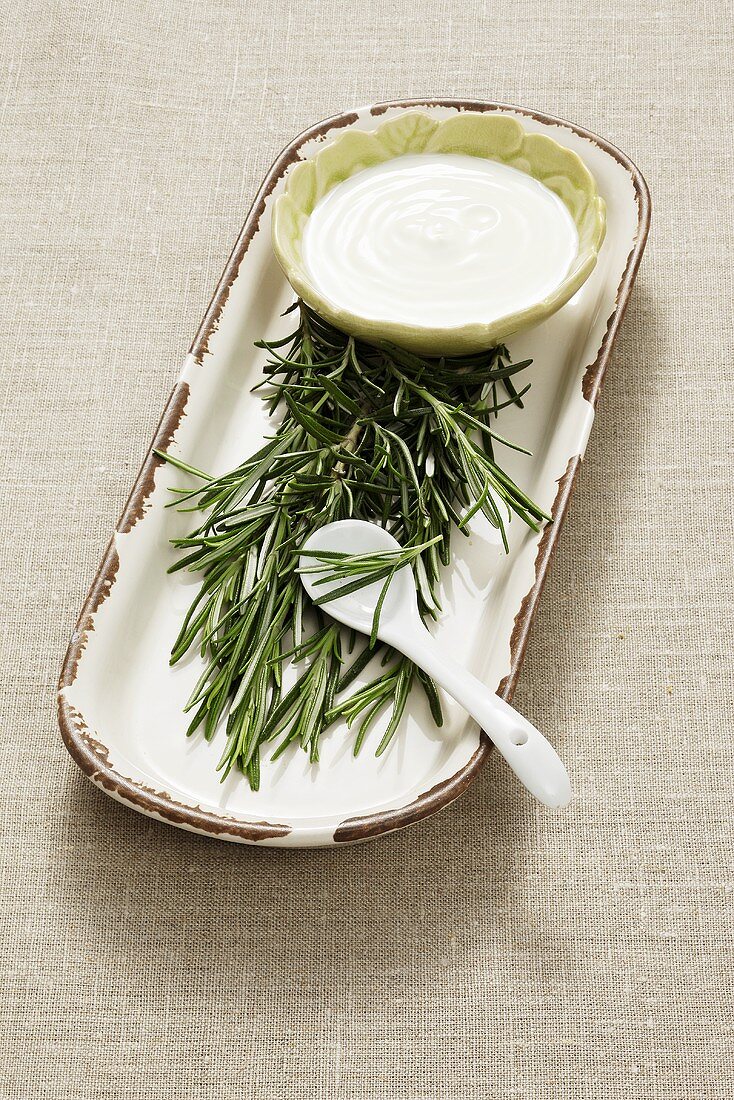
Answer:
(301, 153, 579, 330)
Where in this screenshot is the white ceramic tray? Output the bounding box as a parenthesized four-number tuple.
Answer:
(58, 100, 650, 847)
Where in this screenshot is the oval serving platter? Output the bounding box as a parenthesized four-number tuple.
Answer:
(58, 100, 650, 847)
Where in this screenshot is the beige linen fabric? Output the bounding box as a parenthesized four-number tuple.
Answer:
(1, 1, 733, 1097)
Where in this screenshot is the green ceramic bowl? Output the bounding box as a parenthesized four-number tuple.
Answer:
(272, 111, 606, 356)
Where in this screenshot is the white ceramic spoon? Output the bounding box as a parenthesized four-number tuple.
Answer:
(300, 519, 572, 809)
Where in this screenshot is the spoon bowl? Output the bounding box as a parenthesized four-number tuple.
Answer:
(299, 519, 418, 633)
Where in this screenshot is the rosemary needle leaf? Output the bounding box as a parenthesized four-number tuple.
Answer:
(370, 570, 395, 648)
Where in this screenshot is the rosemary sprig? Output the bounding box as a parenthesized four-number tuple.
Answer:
(159, 302, 548, 787)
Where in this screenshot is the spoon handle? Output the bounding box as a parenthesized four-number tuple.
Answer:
(382, 624, 572, 808)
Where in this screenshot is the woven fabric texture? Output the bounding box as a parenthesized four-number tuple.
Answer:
(1, 1, 732, 1097)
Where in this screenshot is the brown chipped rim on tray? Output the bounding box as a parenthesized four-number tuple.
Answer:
(58, 99, 651, 846)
